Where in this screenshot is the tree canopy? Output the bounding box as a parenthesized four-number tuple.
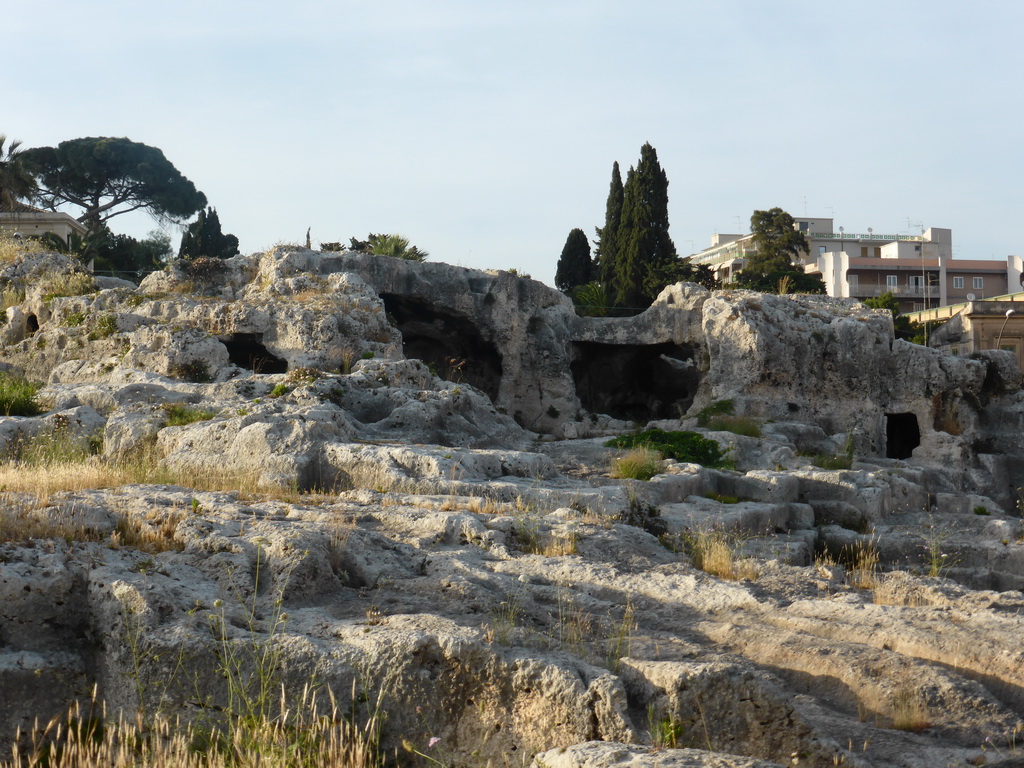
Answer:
(612, 143, 677, 308)
(554, 227, 594, 293)
(594, 162, 623, 288)
(0, 135, 36, 209)
(179, 207, 239, 260)
(744, 207, 809, 276)
(22, 137, 207, 237)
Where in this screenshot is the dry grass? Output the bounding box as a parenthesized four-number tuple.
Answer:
(4, 686, 383, 768)
(846, 540, 880, 590)
(889, 686, 932, 732)
(610, 448, 664, 481)
(675, 529, 759, 581)
(0, 231, 47, 262)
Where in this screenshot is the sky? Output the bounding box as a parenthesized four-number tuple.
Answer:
(8, 0, 1024, 286)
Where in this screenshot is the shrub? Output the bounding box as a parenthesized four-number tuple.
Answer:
(606, 429, 729, 468)
(0, 371, 42, 416)
(269, 383, 290, 398)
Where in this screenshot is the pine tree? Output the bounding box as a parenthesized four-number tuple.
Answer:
(594, 162, 623, 288)
(612, 143, 676, 308)
(744, 207, 808, 276)
(554, 228, 594, 293)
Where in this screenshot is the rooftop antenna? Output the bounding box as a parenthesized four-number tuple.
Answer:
(801, 196, 808, 216)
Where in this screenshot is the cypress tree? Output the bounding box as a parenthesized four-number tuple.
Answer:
(179, 207, 239, 259)
(613, 143, 676, 308)
(594, 162, 623, 288)
(554, 228, 594, 293)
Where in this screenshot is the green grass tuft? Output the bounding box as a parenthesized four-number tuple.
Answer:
(0, 372, 42, 416)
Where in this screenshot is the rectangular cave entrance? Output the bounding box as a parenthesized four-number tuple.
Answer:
(380, 294, 503, 402)
(219, 333, 288, 373)
(570, 341, 700, 422)
(885, 412, 921, 459)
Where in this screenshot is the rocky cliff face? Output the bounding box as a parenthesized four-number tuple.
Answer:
(1, 246, 1023, 768)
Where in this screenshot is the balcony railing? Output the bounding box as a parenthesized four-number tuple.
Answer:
(852, 285, 938, 298)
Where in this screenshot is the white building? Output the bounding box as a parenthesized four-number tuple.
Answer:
(690, 217, 1023, 313)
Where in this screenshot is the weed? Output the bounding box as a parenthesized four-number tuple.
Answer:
(811, 453, 853, 470)
(485, 592, 522, 645)
(269, 383, 291, 398)
(890, 686, 931, 732)
(605, 599, 635, 672)
(704, 492, 742, 504)
(286, 366, 320, 385)
(163, 403, 217, 426)
(1, 284, 24, 311)
(40, 270, 95, 300)
(674, 529, 759, 581)
(844, 539, 880, 589)
(0, 231, 48, 262)
(610, 448, 663, 481)
(973, 505, 990, 516)
(87, 314, 118, 340)
(168, 360, 212, 383)
(695, 400, 762, 436)
(0, 371, 42, 416)
(62, 310, 86, 327)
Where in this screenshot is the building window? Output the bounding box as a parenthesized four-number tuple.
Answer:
(953, 276, 964, 289)
(861, 246, 868, 258)
(798, 221, 809, 231)
(818, 245, 826, 256)
(973, 277, 984, 290)
(886, 275, 898, 289)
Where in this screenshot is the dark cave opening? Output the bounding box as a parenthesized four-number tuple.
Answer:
(380, 294, 503, 401)
(571, 341, 700, 422)
(219, 333, 288, 373)
(885, 412, 921, 460)
(25, 314, 38, 335)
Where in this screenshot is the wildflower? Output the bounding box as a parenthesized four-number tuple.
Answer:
(428, 737, 441, 748)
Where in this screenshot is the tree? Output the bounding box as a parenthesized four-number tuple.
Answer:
(864, 291, 914, 339)
(594, 162, 623, 288)
(644, 257, 719, 294)
(21, 137, 207, 237)
(349, 233, 428, 261)
(77, 225, 172, 277)
(745, 207, 809, 276)
(613, 143, 677, 308)
(554, 228, 594, 293)
(178, 207, 239, 260)
(0, 135, 36, 209)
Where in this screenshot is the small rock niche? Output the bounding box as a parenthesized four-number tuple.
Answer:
(219, 333, 288, 373)
(885, 412, 921, 459)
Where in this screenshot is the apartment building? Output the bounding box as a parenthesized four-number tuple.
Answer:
(690, 217, 1024, 313)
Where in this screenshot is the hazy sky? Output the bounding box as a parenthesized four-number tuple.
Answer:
(9, 1, 1023, 285)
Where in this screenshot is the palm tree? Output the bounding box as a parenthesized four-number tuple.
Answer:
(367, 233, 428, 262)
(0, 135, 37, 209)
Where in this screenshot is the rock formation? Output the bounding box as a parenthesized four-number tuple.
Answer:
(0, 245, 1023, 767)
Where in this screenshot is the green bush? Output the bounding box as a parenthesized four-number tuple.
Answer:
(0, 372, 42, 416)
(269, 383, 290, 398)
(606, 429, 729, 468)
